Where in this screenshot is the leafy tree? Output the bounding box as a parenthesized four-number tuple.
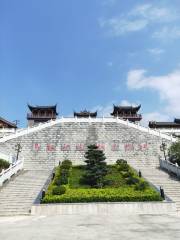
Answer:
(83, 144, 108, 188)
(168, 141, 180, 166)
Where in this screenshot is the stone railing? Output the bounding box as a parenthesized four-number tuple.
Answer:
(0, 159, 24, 186)
(0, 117, 177, 143)
(159, 158, 180, 178)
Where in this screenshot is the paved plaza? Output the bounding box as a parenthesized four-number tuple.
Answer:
(0, 214, 180, 240)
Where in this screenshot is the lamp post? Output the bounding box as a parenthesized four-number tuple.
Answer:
(160, 142, 167, 161)
(15, 143, 22, 162)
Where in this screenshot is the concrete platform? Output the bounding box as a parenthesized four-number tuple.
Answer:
(1, 213, 180, 240)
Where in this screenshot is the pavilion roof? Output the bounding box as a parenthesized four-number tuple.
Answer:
(149, 121, 180, 129)
(111, 104, 141, 115)
(0, 117, 17, 128)
(74, 110, 97, 118)
(28, 104, 58, 114)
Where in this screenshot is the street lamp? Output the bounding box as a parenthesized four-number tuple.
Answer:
(15, 143, 22, 161)
(160, 142, 167, 161)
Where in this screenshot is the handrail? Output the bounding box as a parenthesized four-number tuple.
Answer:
(0, 117, 177, 143)
(0, 159, 24, 186)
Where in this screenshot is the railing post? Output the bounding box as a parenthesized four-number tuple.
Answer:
(160, 186, 165, 199)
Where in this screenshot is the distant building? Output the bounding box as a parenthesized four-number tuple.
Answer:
(0, 117, 17, 137)
(149, 118, 180, 137)
(74, 110, 97, 118)
(111, 105, 142, 123)
(27, 104, 58, 127)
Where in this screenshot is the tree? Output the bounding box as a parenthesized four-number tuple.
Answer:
(83, 144, 108, 188)
(168, 141, 180, 166)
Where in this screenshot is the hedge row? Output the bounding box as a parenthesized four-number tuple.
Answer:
(42, 187, 162, 203)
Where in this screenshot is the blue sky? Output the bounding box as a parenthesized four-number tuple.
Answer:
(0, 0, 180, 127)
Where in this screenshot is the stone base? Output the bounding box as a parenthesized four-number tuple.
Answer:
(31, 201, 177, 216)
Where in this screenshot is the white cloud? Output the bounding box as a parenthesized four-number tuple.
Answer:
(147, 48, 165, 55)
(153, 26, 180, 40)
(91, 103, 113, 117)
(99, 18, 147, 36)
(120, 99, 137, 107)
(99, 3, 178, 36)
(92, 100, 139, 117)
(130, 4, 177, 23)
(127, 69, 180, 116)
(141, 112, 170, 126)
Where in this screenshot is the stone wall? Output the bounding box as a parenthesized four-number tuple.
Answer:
(0, 119, 173, 170)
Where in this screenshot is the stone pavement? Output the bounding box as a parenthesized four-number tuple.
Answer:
(0, 214, 180, 240)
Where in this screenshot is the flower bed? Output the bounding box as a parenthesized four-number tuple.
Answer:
(41, 162, 162, 203)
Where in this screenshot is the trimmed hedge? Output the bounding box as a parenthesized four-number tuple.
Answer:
(42, 187, 162, 203)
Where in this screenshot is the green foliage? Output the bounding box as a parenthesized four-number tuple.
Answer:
(116, 159, 129, 171)
(52, 185, 66, 195)
(61, 159, 72, 169)
(54, 160, 72, 185)
(169, 141, 180, 166)
(83, 144, 108, 188)
(134, 180, 149, 191)
(0, 159, 10, 171)
(42, 187, 162, 203)
(43, 163, 162, 204)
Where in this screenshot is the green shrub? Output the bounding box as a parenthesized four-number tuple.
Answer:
(134, 181, 149, 191)
(52, 185, 66, 195)
(59, 168, 69, 185)
(126, 176, 139, 185)
(0, 159, 10, 171)
(169, 141, 180, 166)
(61, 160, 72, 169)
(53, 161, 72, 186)
(116, 159, 129, 172)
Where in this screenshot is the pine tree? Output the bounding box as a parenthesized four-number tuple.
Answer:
(83, 144, 107, 188)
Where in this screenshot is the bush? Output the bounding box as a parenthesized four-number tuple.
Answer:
(126, 176, 139, 185)
(53, 160, 72, 186)
(0, 159, 10, 171)
(52, 185, 66, 195)
(59, 168, 69, 185)
(168, 141, 180, 166)
(134, 181, 149, 191)
(61, 160, 72, 169)
(116, 159, 129, 172)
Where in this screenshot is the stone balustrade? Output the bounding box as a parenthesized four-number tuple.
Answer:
(159, 158, 180, 178)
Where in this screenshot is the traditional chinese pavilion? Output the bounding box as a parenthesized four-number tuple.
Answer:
(27, 104, 58, 127)
(0, 117, 17, 129)
(111, 105, 142, 123)
(149, 119, 180, 129)
(74, 110, 97, 118)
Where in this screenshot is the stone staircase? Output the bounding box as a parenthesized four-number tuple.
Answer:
(0, 170, 51, 216)
(24, 157, 56, 171)
(129, 160, 180, 212)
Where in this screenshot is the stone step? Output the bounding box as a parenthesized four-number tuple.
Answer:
(0, 170, 51, 216)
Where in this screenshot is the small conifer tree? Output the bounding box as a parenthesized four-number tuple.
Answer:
(83, 144, 107, 188)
